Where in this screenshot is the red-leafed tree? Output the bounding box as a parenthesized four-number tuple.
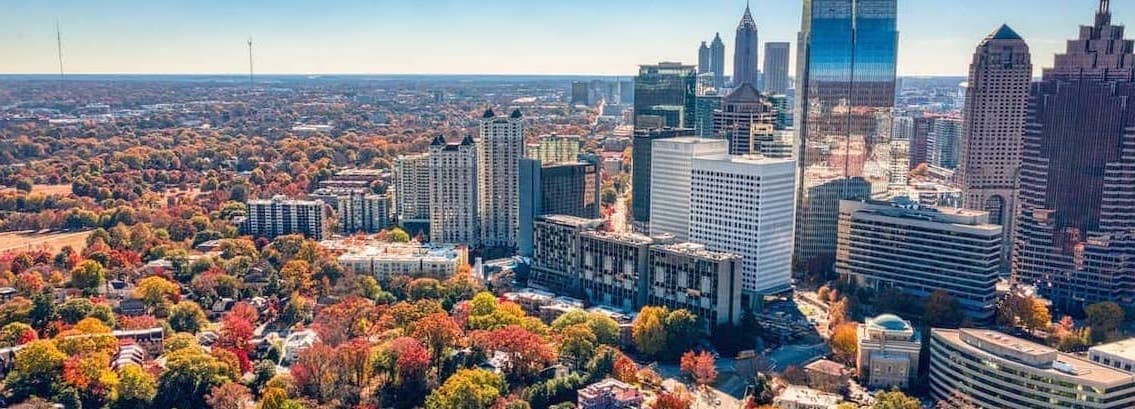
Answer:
(410, 312, 463, 371)
(394, 338, 430, 387)
(291, 342, 338, 403)
(652, 391, 692, 409)
(613, 355, 639, 383)
(471, 325, 556, 381)
(313, 296, 381, 346)
(679, 350, 717, 387)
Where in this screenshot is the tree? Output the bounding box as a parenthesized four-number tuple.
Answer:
(394, 337, 430, 388)
(280, 259, 314, 295)
(206, 382, 253, 409)
(1085, 302, 1125, 343)
(155, 347, 238, 408)
(4, 339, 66, 399)
(62, 351, 119, 408)
(874, 389, 920, 409)
(558, 323, 597, 369)
(169, 301, 208, 333)
(115, 364, 157, 409)
(134, 275, 180, 312)
(411, 312, 464, 371)
(312, 296, 380, 346)
(613, 355, 638, 383)
(633, 306, 668, 358)
(70, 259, 105, 294)
(551, 310, 619, 345)
(665, 309, 702, 358)
(0, 322, 37, 347)
(1025, 297, 1052, 332)
(56, 317, 117, 356)
(389, 227, 411, 243)
(424, 368, 505, 409)
(923, 290, 963, 328)
(679, 350, 717, 387)
(259, 387, 303, 409)
(472, 325, 556, 381)
(830, 323, 859, 363)
(652, 391, 692, 409)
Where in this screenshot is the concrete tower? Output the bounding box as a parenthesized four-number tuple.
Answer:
(477, 108, 525, 249)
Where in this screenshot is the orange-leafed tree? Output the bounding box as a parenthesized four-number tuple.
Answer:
(679, 350, 717, 387)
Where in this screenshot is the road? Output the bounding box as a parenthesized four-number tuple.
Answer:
(767, 343, 830, 372)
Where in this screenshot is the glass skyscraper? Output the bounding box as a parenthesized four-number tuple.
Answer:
(794, 0, 898, 276)
(633, 62, 697, 130)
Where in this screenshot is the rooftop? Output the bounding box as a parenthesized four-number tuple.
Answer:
(776, 385, 841, 406)
(867, 314, 913, 332)
(653, 242, 741, 261)
(537, 214, 605, 228)
(1091, 338, 1135, 361)
(938, 329, 1135, 386)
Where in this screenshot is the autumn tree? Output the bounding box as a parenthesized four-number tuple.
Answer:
(0, 322, 37, 347)
(4, 339, 66, 400)
(923, 290, 963, 328)
(169, 301, 208, 333)
(679, 350, 717, 387)
(62, 351, 119, 407)
(424, 368, 505, 409)
(134, 275, 180, 313)
(115, 364, 157, 408)
(155, 346, 239, 408)
(472, 325, 556, 381)
(874, 389, 921, 409)
(652, 391, 692, 409)
(830, 323, 859, 363)
(411, 312, 464, 371)
(665, 309, 702, 358)
(70, 259, 105, 295)
(633, 306, 668, 358)
(205, 382, 253, 409)
(558, 323, 597, 369)
(313, 296, 381, 346)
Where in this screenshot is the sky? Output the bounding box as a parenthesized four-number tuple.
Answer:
(0, 0, 1126, 76)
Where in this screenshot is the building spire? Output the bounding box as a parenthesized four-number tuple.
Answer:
(1097, 0, 1111, 27)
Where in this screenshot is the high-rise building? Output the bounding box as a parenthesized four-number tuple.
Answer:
(1015, 1, 1135, 311)
(891, 116, 913, 141)
(527, 134, 582, 164)
(428, 135, 479, 245)
(713, 83, 777, 155)
(694, 94, 723, 138)
(929, 328, 1135, 409)
(571, 81, 590, 105)
(633, 62, 697, 129)
(837, 199, 1002, 320)
(690, 155, 796, 297)
(698, 41, 711, 74)
(796, 171, 871, 275)
(631, 128, 695, 225)
(763, 42, 791, 95)
(958, 25, 1032, 271)
(531, 215, 606, 294)
(478, 109, 525, 249)
(326, 190, 391, 234)
(648, 243, 742, 327)
(243, 196, 327, 240)
(857, 314, 921, 389)
(733, 4, 759, 86)
(928, 116, 962, 169)
(519, 160, 602, 256)
(649, 138, 729, 241)
(909, 115, 937, 169)
(394, 153, 431, 233)
(795, 0, 898, 273)
(711, 33, 727, 90)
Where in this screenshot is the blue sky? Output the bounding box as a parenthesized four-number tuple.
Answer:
(0, 0, 1125, 76)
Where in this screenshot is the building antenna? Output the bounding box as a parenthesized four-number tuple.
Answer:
(55, 19, 65, 87)
(247, 37, 255, 88)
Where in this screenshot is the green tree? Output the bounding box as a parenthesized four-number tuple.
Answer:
(4, 340, 66, 400)
(389, 227, 411, 243)
(633, 306, 668, 358)
(665, 309, 702, 358)
(1085, 302, 1126, 343)
(154, 347, 238, 409)
(115, 364, 157, 408)
(874, 389, 920, 409)
(424, 368, 505, 409)
(70, 259, 105, 295)
(559, 324, 597, 369)
(168, 301, 208, 334)
(134, 276, 180, 312)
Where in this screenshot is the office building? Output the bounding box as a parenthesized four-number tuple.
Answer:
(694, 94, 722, 138)
(690, 155, 796, 296)
(796, 170, 871, 276)
(649, 137, 728, 241)
(927, 116, 962, 169)
(531, 215, 606, 295)
(519, 160, 602, 256)
(1089, 338, 1135, 374)
(631, 128, 695, 225)
(648, 243, 742, 327)
(767, 93, 791, 129)
(243, 196, 327, 241)
(478, 109, 525, 249)
(892, 116, 913, 141)
(756, 128, 796, 159)
(571, 81, 590, 105)
(909, 115, 936, 168)
(763, 42, 791, 95)
(837, 199, 1002, 320)
(428, 135, 479, 245)
(330, 190, 390, 234)
(733, 4, 759, 86)
(698, 42, 711, 74)
(711, 33, 726, 90)
(929, 328, 1135, 409)
(857, 314, 921, 389)
(957, 25, 1031, 271)
(528, 134, 582, 164)
(633, 62, 697, 129)
(795, 0, 898, 272)
(394, 154, 431, 233)
(1015, 1, 1135, 310)
(579, 230, 654, 311)
(713, 83, 777, 155)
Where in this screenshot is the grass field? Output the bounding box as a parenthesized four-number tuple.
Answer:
(0, 184, 73, 196)
(0, 230, 91, 254)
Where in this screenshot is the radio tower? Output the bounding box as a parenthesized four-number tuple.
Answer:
(247, 37, 254, 89)
(56, 20, 65, 88)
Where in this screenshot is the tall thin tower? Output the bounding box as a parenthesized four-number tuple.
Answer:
(247, 37, 255, 88)
(55, 20, 65, 87)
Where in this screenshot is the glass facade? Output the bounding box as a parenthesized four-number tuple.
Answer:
(794, 0, 898, 274)
(633, 62, 697, 129)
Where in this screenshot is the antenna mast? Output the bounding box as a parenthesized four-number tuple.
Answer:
(248, 37, 255, 88)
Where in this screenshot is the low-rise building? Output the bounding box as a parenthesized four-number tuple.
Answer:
(929, 328, 1135, 409)
(578, 378, 645, 409)
(774, 385, 841, 409)
(330, 239, 467, 279)
(284, 329, 319, 363)
(647, 243, 742, 327)
(857, 314, 921, 389)
(1089, 338, 1135, 374)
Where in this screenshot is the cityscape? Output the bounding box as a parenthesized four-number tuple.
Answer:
(1, 1, 1135, 409)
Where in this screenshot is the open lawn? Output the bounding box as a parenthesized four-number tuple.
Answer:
(0, 230, 91, 254)
(0, 184, 73, 196)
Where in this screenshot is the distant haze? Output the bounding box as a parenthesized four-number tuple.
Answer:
(0, 0, 1126, 76)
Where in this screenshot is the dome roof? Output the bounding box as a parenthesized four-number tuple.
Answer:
(868, 314, 911, 331)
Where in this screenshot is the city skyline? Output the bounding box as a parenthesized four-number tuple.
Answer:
(2, 0, 1131, 76)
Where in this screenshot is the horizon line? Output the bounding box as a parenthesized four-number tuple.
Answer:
(0, 72, 972, 78)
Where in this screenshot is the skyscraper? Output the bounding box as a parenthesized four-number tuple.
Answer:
(478, 108, 525, 249)
(927, 116, 962, 169)
(649, 137, 728, 241)
(633, 62, 697, 129)
(733, 3, 759, 86)
(698, 41, 711, 74)
(631, 128, 696, 225)
(763, 42, 791, 95)
(1015, 1, 1135, 311)
(711, 33, 726, 90)
(713, 83, 777, 155)
(429, 135, 479, 245)
(794, 0, 898, 275)
(958, 25, 1031, 271)
(519, 160, 601, 256)
(394, 153, 431, 234)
